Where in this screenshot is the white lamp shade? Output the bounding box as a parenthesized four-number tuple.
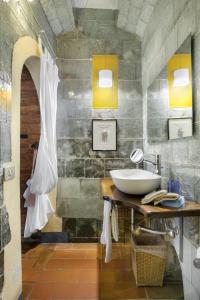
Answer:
(173, 68, 190, 87)
(99, 70, 113, 88)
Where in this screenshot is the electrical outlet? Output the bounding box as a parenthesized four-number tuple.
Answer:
(3, 164, 15, 181)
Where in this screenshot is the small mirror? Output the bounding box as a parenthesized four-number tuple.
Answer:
(147, 35, 193, 143)
(130, 149, 144, 164)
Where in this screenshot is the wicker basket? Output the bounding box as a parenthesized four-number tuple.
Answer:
(131, 233, 167, 287)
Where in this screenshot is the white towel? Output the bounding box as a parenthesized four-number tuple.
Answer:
(111, 205, 119, 242)
(101, 201, 119, 263)
(101, 201, 112, 263)
(24, 194, 54, 238)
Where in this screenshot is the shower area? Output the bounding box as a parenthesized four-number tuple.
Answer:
(19, 44, 60, 253)
(20, 64, 40, 251)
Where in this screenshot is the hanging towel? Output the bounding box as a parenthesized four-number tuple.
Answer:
(111, 204, 119, 242)
(101, 201, 112, 263)
(101, 201, 119, 263)
(24, 194, 54, 238)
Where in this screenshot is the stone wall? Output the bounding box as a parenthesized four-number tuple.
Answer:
(56, 8, 143, 241)
(142, 0, 200, 298)
(0, 1, 55, 165)
(0, 0, 55, 297)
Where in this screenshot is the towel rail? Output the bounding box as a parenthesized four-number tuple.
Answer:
(103, 196, 118, 207)
(134, 225, 179, 239)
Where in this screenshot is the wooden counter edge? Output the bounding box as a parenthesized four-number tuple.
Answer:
(101, 178, 200, 218)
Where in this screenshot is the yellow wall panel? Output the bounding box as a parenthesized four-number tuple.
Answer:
(168, 54, 192, 108)
(92, 55, 118, 109)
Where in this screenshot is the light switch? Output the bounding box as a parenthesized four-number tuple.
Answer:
(3, 163, 15, 181)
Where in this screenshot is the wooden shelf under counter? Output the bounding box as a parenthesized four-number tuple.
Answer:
(101, 178, 200, 219)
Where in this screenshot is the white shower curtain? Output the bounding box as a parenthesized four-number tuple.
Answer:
(30, 49, 59, 195)
(23, 47, 59, 238)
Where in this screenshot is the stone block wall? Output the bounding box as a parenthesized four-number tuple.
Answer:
(142, 0, 200, 298)
(0, 0, 55, 161)
(56, 8, 143, 241)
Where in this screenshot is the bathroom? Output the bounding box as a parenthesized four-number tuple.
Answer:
(0, 0, 200, 299)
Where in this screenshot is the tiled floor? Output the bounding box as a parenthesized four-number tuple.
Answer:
(22, 243, 184, 300)
(22, 243, 99, 300)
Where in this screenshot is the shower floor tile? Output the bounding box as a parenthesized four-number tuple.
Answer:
(22, 243, 183, 300)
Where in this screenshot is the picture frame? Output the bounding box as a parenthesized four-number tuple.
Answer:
(92, 119, 117, 151)
(168, 118, 193, 140)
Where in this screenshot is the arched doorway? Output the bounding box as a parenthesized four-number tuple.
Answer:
(20, 64, 41, 252)
(3, 36, 60, 300)
(3, 36, 41, 300)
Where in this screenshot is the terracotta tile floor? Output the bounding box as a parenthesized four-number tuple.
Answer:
(22, 243, 184, 300)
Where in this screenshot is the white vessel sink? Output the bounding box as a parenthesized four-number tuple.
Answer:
(110, 169, 161, 195)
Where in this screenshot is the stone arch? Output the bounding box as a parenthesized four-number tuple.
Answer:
(3, 35, 61, 299)
(3, 36, 41, 300)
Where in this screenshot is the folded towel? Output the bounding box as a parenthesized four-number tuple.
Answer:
(142, 189, 182, 207)
(154, 193, 180, 205)
(142, 190, 167, 204)
(160, 196, 185, 208)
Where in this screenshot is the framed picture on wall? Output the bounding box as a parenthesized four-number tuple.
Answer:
(92, 119, 117, 151)
(168, 118, 193, 140)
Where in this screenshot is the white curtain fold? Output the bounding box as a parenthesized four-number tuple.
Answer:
(30, 49, 59, 195)
(24, 194, 54, 238)
(23, 46, 59, 237)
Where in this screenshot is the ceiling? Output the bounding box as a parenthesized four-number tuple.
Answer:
(40, 0, 158, 38)
(117, 0, 158, 38)
(40, 0, 75, 35)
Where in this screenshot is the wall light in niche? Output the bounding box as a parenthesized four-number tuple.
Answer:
(168, 54, 192, 108)
(98, 70, 113, 88)
(92, 55, 118, 109)
(173, 68, 190, 87)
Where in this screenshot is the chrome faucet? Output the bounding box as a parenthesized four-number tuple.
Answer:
(143, 154, 161, 175)
(130, 149, 161, 175)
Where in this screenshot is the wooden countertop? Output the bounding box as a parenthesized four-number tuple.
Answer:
(101, 178, 200, 218)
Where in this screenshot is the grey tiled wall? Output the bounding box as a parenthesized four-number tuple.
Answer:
(142, 0, 200, 298)
(0, 1, 55, 165)
(56, 8, 143, 240)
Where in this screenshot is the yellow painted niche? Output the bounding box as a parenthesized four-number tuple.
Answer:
(92, 55, 118, 109)
(168, 54, 192, 108)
